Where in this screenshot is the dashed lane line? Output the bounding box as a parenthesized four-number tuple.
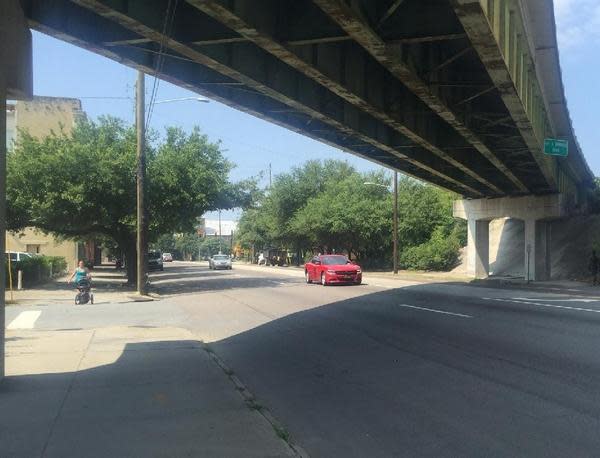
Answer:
(513, 297, 599, 303)
(398, 304, 472, 319)
(483, 297, 600, 314)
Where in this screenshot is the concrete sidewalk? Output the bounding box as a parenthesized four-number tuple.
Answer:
(5, 266, 143, 306)
(1, 325, 298, 457)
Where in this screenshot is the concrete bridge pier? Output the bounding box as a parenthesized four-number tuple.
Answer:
(466, 218, 490, 279)
(455, 195, 567, 281)
(0, 0, 33, 381)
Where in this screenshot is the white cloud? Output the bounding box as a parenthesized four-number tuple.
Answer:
(554, 0, 600, 52)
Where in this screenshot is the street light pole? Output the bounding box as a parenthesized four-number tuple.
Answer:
(393, 171, 398, 275)
(218, 209, 222, 254)
(364, 174, 399, 274)
(136, 70, 148, 295)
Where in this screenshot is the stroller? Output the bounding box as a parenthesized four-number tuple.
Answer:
(75, 278, 94, 305)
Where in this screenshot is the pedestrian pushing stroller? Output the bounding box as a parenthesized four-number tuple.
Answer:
(75, 278, 94, 305)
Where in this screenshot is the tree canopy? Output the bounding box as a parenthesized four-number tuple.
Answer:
(7, 116, 247, 279)
(236, 160, 465, 270)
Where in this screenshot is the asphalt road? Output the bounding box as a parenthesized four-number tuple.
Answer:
(7, 262, 600, 457)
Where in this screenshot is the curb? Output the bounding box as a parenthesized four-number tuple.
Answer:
(126, 294, 155, 302)
(201, 342, 310, 458)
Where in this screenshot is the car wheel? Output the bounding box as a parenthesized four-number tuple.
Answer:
(160, 266, 164, 271)
(321, 272, 327, 286)
(90, 294, 94, 304)
(354, 279, 362, 285)
(305, 271, 311, 284)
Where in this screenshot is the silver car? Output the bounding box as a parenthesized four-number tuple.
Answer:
(209, 254, 232, 270)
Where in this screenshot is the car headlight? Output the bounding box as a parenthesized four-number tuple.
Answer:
(356, 269, 361, 273)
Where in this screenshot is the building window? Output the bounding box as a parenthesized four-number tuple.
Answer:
(26, 244, 41, 254)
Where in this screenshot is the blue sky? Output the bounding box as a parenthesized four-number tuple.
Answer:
(29, 2, 599, 218)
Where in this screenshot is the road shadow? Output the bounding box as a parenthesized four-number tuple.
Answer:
(206, 283, 600, 457)
(148, 269, 226, 283)
(0, 339, 292, 458)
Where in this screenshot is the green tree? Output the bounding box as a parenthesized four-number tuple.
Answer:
(7, 117, 240, 282)
(236, 207, 272, 251)
(289, 170, 391, 262)
(236, 160, 360, 258)
(154, 233, 177, 255)
(236, 159, 466, 271)
(174, 233, 200, 260)
(199, 236, 230, 258)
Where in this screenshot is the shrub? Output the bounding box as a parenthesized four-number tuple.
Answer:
(47, 256, 68, 275)
(400, 227, 461, 271)
(5, 255, 67, 287)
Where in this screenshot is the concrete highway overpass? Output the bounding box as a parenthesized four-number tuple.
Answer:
(0, 0, 596, 378)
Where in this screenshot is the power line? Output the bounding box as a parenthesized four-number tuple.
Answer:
(146, 0, 179, 129)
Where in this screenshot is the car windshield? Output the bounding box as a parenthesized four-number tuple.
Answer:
(321, 255, 349, 265)
(213, 255, 229, 260)
(148, 251, 161, 259)
(163, 253, 171, 256)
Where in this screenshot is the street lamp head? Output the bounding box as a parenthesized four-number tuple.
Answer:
(363, 181, 388, 188)
(153, 96, 210, 105)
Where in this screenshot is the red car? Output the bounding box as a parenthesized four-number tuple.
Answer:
(305, 255, 362, 286)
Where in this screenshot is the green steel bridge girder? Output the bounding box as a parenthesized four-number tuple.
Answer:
(18, 0, 594, 201)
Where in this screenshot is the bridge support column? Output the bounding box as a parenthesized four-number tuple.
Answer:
(454, 195, 568, 281)
(467, 218, 489, 279)
(0, 0, 33, 381)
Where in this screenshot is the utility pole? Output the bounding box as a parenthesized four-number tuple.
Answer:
(218, 209, 222, 254)
(198, 231, 201, 261)
(393, 170, 399, 274)
(0, 83, 7, 380)
(136, 70, 148, 295)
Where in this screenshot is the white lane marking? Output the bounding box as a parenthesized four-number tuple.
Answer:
(513, 297, 599, 303)
(7, 311, 42, 329)
(398, 304, 472, 318)
(483, 297, 600, 314)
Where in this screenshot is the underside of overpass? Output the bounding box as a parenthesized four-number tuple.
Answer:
(17, 0, 593, 199)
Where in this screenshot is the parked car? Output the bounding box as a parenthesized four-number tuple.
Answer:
(209, 254, 232, 270)
(305, 255, 362, 286)
(5, 251, 34, 262)
(148, 251, 164, 271)
(162, 252, 173, 262)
